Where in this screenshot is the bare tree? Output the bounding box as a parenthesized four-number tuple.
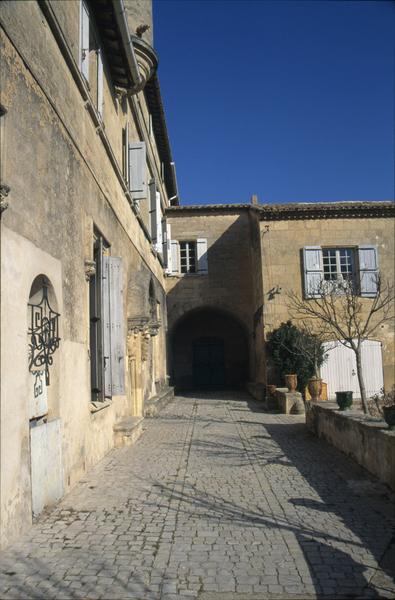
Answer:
(287, 276, 394, 414)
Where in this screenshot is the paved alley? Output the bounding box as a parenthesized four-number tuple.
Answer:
(0, 392, 394, 599)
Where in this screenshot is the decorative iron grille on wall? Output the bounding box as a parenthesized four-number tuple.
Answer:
(28, 280, 60, 385)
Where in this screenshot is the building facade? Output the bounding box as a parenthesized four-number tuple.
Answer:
(1, 0, 394, 550)
(0, 0, 177, 548)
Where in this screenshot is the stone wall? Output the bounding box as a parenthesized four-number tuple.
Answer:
(260, 215, 395, 389)
(306, 402, 395, 490)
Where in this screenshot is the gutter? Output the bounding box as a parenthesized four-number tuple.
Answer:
(112, 0, 143, 93)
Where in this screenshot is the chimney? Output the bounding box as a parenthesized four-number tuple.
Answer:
(251, 194, 258, 205)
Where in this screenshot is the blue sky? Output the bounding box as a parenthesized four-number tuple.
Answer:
(154, 0, 394, 205)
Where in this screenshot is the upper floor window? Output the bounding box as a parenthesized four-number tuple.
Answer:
(322, 248, 355, 283)
(80, 0, 104, 117)
(303, 245, 378, 299)
(180, 241, 197, 274)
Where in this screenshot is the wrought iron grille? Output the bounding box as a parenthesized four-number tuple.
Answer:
(28, 281, 60, 385)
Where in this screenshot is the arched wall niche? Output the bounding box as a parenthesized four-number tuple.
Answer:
(27, 274, 61, 419)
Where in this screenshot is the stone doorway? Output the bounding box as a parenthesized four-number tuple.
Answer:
(171, 308, 248, 390)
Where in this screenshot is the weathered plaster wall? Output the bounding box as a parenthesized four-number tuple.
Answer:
(0, 0, 168, 547)
(259, 216, 395, 389)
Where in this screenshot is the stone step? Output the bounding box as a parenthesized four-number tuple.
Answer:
(113, 416, 144, 448)
(144, 386, 175, 417)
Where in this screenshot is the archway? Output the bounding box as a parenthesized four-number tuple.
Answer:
(171, 308, 249, 390)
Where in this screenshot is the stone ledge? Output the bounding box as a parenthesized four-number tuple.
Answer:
(276, 388, 305, 414)
(306, 401, 395, 490)
(144, 386, 175, 417)
(113, 417, 144, 448)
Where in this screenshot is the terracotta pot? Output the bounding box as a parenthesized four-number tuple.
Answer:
(284, 373, 297, 392)
(266, 384, 277, 397)
(308, 377, 322, 402)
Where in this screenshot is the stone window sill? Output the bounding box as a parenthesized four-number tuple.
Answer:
(90, 400, 112, 414)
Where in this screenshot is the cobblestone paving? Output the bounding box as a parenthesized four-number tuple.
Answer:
(1, 392, 394, 599)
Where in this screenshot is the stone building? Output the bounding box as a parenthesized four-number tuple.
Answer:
(166, 201, 395, 398)
(1, 0, 394, 550)
(0, 0, 177, 547)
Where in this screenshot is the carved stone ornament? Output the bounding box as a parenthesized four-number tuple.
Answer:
(141, 329, 151, 362)
(127, 328, 139, 361)
(84, 259, 96, 281)
(0, 183, 10, 214)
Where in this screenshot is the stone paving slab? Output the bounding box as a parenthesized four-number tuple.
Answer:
(0, 391, 394, 599)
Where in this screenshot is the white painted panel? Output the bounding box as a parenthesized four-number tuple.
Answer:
(321, 340, 383, 400)
(30, 419, 63, 517)
(29, 370, 48, 419)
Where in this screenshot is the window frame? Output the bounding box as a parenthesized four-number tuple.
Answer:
(179, 241, 197, 274)
(322, 247, 356, 285)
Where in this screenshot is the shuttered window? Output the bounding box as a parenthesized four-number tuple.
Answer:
(129, 142, 147, 202)
(303, 246, 378, 298)
(89, 235, 125, 401)
(80, 1, 90, 80)
(180, 241, 197, 273)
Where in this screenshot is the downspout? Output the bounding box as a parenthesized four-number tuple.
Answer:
(112, 0, 143, 93)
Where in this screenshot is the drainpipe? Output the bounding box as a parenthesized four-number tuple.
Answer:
(112, 0, 143, 93)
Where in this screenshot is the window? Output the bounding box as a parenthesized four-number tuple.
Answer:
(322, 248, 355, 283)
(303, 245, 378, 299)
(89, 232, 125, 401)
(80, 0, 104, 117)
(180, 241, 197, 274)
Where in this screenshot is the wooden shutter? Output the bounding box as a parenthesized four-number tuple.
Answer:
(129, 142, 147, 200)
(108, 257, 125, 395)
(162, 219, 168, 263)
(170, 239, 180, 274)
(80, 1, 89, 80)
(196, 238, 208, 273)
(303, 246, 323, 298)
(101, 255, 112, 397)
(149, 180, 157, 242)
(165, 223, 172, 273)
(155, 192, 162, 253)
(97, 48, 104, 117)
(358, 246, 378, 297)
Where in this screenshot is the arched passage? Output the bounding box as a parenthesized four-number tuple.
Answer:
(171, 308, 249, 390)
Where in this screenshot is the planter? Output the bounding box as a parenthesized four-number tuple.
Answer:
(336, 391, 353, 411)
(383, 406, 395, 430)
(266, 384, 277, 397)
(284, 374, 297, 392)
(308, 377, 323, 402)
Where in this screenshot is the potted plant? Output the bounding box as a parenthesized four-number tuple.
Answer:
(336, 391, 353, 411)
(267, 321, 327, 400)
(368, 386, 395, 429)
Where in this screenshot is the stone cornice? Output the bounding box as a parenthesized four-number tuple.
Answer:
(166, 201, 394, 220)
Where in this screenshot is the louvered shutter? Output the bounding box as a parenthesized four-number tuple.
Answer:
(196, 238, 208, 273)
(170, 240, 180, 274)
(80, 1, 90, 80)
(129, 142, 147, 200)
(101, 255, 112, 397)
(97, 48, 104, 117)
(358, 246, 378, 297)
(149, 180, 157, 242)
(108, 257, 125, 395)
(155, 192, 163, 253)
(303, 246, 323, 298)
(165, 223, 172, 273)
(162, 219, 168, 263)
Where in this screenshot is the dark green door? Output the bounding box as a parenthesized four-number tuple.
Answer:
(193, 338, 225, 389)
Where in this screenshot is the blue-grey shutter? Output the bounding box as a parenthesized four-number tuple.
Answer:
(197, 238, 208, 273)
(97, 47, 104, 117)
(108, 257, 125, 395)
(303, 246, 323, 298)
(162, 219, 167, 262)
(358, 246, 378, 297)
(149, 180, 157, 242)
(170, 240, 179, 274)
(165, 223, 172, 273)
(129, 142, 147, 200)
(101, 255, 112, 397)
(80, 1, 90, 80)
